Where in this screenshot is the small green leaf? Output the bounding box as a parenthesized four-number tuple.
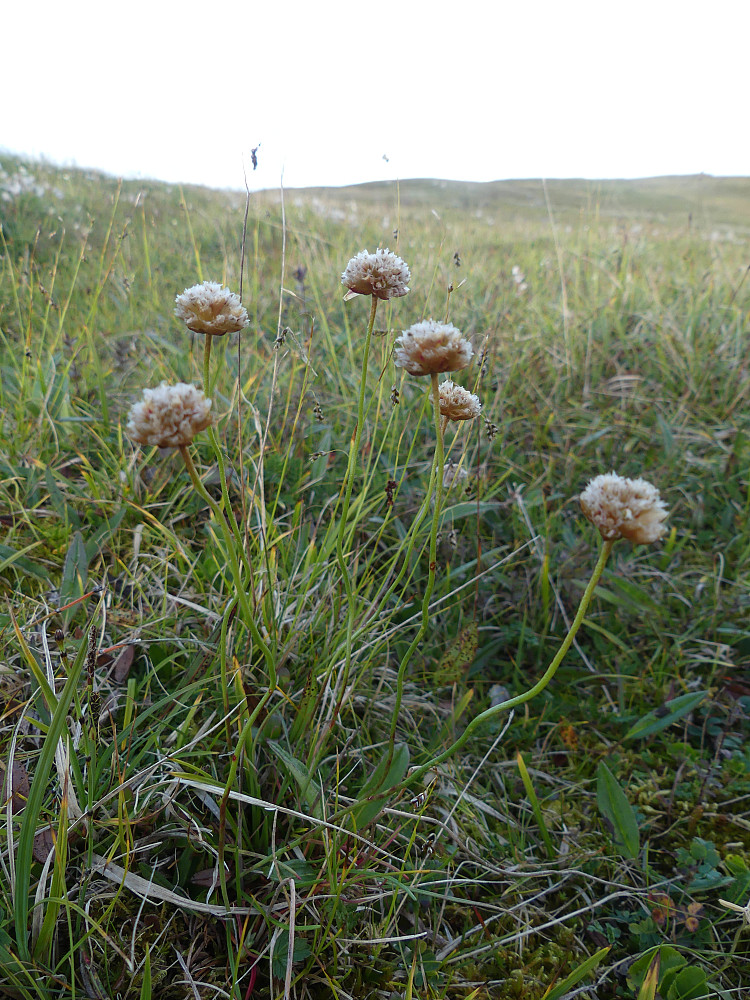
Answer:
(439, 500, 500, 524)
(517, 751, 555, 860)
(724, 853, 749, 876)
(601, 573, 661, 612)
(267, 858, 318, 886)
(270, 930, 311, 980)
(625, 691, 708, 741)
(268, 741, 320, 815)
(44, 465, 81, 529)
(664, 965, 708, 1000)
(596, 761, 640, 859)
(690, 837, 720, 867)
(353, 743, 410, 828)
(60, 530, 89, 622)
(627, 947, 685, 991)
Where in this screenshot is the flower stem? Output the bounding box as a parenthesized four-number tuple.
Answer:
(403, 537, 615, 788)
(203, 333, 213, 396)
(338, 295, 379, 552)
(386, 373, 445, 754)
(307, 297, 379, 771)
(333, 299, 379, 665)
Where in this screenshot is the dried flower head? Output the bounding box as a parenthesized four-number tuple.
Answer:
(394, 320, 473, 376)
(126, 382, 212, 448)
(436, 380, 482, 421)
(341, 248, 410, 301)
(174, 281, 249, 336)
(579, 472, 668, 544)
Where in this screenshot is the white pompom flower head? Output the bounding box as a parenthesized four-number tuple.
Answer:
(174, 280, 249, 337)
(579, 472, 669, 545)
(436, 380, 482, 421)
(394, 320, 474, 377)
(126, 382, 212, 449)
(341, 248, 410, 301)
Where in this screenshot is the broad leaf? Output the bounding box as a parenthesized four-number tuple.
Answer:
(596, 761, 640, 860)
(352, 743, 410, 828)
(625, 691, 708, 741)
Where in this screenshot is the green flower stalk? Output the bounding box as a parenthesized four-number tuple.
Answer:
(174, 280, 249, 394)
(404, 471, 670, 788)
(317, 250, 410, 753)
(385, 322, 477, 758)
(174, 281, 251, 553)
(127, 381, 278, 909)
(125, 381, 275, 689)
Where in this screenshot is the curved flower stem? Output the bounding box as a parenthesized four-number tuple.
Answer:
(402, 537, 615, 789)
(386, 372, 445, 758)
(179, 445, 276, 690)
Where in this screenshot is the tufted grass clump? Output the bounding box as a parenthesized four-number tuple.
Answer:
(0, 156, 749, 997)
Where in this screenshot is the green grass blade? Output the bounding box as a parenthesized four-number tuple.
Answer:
(13, 627, 88, 961)
(542, 945, 610, 1000)
(516, 751, 555, 860)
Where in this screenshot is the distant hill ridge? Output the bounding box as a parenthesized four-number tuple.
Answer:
(1, 152, 748, 230)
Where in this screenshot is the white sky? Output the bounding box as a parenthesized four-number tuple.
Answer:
(4, 0, 748, 192)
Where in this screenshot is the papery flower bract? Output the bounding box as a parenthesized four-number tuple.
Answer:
(443, 461, 470, 490)
(436, 380, 482, 421)
(579, 472, 668, 544)
(174, 281, 249, 336)
(126, 382, 212, 448)
(511, 264, 528, 292)
(394, 320, 473, 376)
(341, 248, 410, 301)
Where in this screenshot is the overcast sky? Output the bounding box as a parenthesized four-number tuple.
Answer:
(4, 0, 747, 192)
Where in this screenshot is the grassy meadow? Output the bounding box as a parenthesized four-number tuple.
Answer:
(1, 153, 749, 999)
